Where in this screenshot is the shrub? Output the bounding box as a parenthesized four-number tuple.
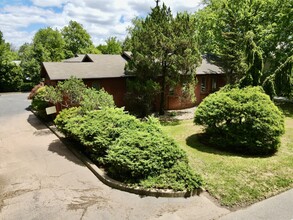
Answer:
(80, 88, 115, 112)
(54, 107, 82, 136)
(55, 107, 140, 163)
(140, 161, 203, 191)
(125, 79, 160, 117)
(44, 77, 115, 111)
(55, 107, 203, 191)
(20, 82, 35, 92)
(30, 86, 51, 120)
(28, 82, 44, 100)
(106, 126, 186, 179)
(194, 86, 285, 155)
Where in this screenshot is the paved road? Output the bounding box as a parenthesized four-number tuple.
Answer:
(219, 189, 293, 220)
(0, 93, 229, 220)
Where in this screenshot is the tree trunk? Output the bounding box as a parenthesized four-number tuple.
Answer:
(159, 62, 167, 115)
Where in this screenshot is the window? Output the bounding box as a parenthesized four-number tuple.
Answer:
(169, 86, 175, 96)
(212, 78, 217, 91)
(201, 77, 206, 92)
(92, 81, 100, 90)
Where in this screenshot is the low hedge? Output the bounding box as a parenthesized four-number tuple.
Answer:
(194, 86, 285, 155)
(106, 126, 186, 179)
(55, 107, 203, 191)
(30, 86, 51, 120)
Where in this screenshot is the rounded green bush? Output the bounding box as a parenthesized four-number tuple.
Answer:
(106, 127, 186, 179)
(194, 86, 285, 155)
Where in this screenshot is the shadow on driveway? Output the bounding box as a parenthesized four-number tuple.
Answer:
(48, 139, 85, 167)
(27, 114, 48, 130)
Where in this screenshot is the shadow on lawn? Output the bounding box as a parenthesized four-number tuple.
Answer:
(186, 133, 233, 156)
(276, 102, 293, 118)
(186, 133, 272, 158)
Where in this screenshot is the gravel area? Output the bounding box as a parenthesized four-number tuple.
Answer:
(160, 106, 197, 121)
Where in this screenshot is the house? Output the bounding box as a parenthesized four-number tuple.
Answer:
(41, 52, 225, 110)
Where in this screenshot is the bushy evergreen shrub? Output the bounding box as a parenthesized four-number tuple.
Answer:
(140, 161, 203, 191)
(106, 126, 186, 179)
(194, 86, 285, 155)
(80, 88, 115, 112)
(31, 86, 50, 119)
(55, 107, 203, 191)
(54, 107, 82, 136)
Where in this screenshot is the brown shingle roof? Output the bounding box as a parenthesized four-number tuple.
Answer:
(196, 58, 223, 75)
(63, 54, 85, 63)
(43, 54, 223, 81)
(43, 54, 127, 80)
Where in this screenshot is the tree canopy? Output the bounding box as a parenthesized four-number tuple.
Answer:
(126, 4, 201, 115)
(32, 27, 65, 62)
(97, 37, 122, 54)
(0, 30, 23, 92)
(62, 20, 99, 58)
(196, 0, 292, 96)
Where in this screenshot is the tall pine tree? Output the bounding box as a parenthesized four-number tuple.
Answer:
(126, 3, 200, 115)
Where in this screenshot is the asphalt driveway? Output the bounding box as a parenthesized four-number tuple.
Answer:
(0, 93, 229, 220)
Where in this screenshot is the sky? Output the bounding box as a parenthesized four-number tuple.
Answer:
(0, 0, 203, 49)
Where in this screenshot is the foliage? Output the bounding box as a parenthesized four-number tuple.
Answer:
(62, 20, 100, 58)
(0, 30, 23, 92)
(28, 82, 44, 99)
(20, 82, 35, 92)
(240, 31, 264, 87)
(140, 161, 203, 191)
(62, 108, 139, 163)
(194, 86, 285, 155)
(97, 37, 122, 55)
(54, 107, 202, 191)
(32, 27, 65, 62)
(46, 77, 86, 108)
(0, 60, 23, 92)
(80, 88, 115, 112)
(196, 0, 292, 94)
(30, 86, 51, 120)
(126, 4, 201, 115)
(44, 77, 115, 111)
(125, 79, 160, 117)
(106, 124, 186, 179)
(18, 43, 41, 86)
(263, 56, 293, 98)
(54, 107, 82, 136)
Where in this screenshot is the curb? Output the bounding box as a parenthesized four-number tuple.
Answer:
(32, 110, 203, 198)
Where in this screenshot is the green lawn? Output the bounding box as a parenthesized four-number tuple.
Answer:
(161, 103, 293, 208)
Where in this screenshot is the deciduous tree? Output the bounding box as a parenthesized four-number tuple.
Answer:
(32, 27, 65, 62)
(97, 37, 122, 54)
(0, 31, 23, 92)
(62, 21, 99, 58)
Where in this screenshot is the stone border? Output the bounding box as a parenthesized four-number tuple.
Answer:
(32, 110, 203, 198)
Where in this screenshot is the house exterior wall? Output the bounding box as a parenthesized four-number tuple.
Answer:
(195, 74, 226, 105)
(157, 74, 226, 110)
(85, 78, 127, 108)
(43, 72, 226, 111)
